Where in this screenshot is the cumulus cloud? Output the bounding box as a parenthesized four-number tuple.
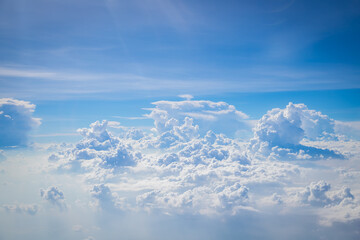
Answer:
(3, 204, 38, 215)
(91, 184, 125, 211)
(40, 186, 67, 211)
(49, 120, 141, 180)
(248, 102, 343, 160)
(146, 98, 249, 137)
(0, 98, 41, 147)
(126, 130, 299, 215)
(294, 181, 354, 207)
(45, 99, 360, 226)
(282, 180, 360, 226)
(50, 118, 303, 215)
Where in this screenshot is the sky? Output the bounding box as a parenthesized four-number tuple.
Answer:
(0, 0, 360, 239)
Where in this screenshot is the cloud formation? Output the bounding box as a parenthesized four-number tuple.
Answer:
(40, 186, 67, 211)
(3, 204, 38, 215)
(146, 98, 249, 137)
(294, 181, 354, 207)
(91, 184, 125, 211)
(0, 98, 41, 147)
(248, 102, 343, 160)
(45, 100, 360, 226)
(49, 120, 141, 180)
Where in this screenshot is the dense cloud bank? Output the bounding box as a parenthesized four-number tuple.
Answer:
(43, 99, 360, 227)
(0, 98, 41, 147)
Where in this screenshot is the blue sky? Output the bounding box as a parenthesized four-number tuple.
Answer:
(0, 0, 360, 101)
(1, 1, 360, 240)
(0, 0, 359, 139)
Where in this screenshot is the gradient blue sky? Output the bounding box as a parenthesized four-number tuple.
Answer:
(0, 0, 359, 139)
(1, 1, 360, 240)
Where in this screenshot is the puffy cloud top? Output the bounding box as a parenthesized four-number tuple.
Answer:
(249, 103, 342, 160)
(45, 99, 360, 225)
(147, 99, 249, 136)
(0, 98, 41, 147)
(50, 120, 140, 179)
(253, 102, 335, 147)
(295, 181, 355, 207)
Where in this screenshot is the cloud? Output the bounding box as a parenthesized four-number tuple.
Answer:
(40, 186, 67, 211)
(3, 204, 38, 215)
(50, 120, 141, 179)
(154, 117, 200, 148)
(282, 180, 360, 226)
(178, 94, 194, 100)
(49, 118, 301, 216)
(248, 102, 343, 160)
(124, 130, 299, 215)
(0, 98, 41, 147)
(335, 121, 360, 140)
(44, 99, 360, 227)
(91, 184, 125, 211)
(294, 181, 354, 207)
(146, 98, 249, 137)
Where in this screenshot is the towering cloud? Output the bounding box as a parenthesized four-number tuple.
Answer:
(248, 103, 343, 160)
(0, 98, 41, 147)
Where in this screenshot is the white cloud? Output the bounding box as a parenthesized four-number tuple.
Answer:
(40, 186, 67, 211)
(0, 98, 41, 147)
(49, 118, 302, 216)
(43, 99, 360, 227)
(335, 121, 360, 140)
(3, 204, 38, 215)
(283, 181, 360, 226)
(248, 102, 343, 160)
(50, 120, 141, 180)
(294, 181, 354, 207)
(91, 184, 125, 211)
(146, 99, 249, 137)
(178, 94, 194, 100)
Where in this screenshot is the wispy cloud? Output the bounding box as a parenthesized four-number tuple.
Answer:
(113, 116, 148, 120)
(0, 65, 359, 100)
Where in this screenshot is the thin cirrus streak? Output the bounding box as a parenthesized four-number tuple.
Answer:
(0, 66, 359, 100)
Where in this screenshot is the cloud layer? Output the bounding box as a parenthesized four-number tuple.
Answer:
(42, 99, 360, 227)
(1, 97, 358, 240)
